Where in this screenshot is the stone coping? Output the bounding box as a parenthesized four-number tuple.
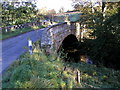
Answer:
(46, 22, 67, 31)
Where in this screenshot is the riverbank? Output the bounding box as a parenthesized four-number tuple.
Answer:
(2, 46, 120, 88)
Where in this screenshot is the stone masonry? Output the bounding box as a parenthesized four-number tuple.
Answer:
(41, 22, 80, 53)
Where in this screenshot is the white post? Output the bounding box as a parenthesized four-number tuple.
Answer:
(5, 29, 8, 32)
(76, 22, 80, 40)
(28, 39, 32, 55)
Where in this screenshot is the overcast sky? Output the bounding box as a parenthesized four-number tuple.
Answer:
(36, 0, 74, 13)
(35, 0, 104, 13)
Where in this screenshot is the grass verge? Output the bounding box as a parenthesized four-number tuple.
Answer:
(1, 25, 45, 40)
(2, 46, 120, 88)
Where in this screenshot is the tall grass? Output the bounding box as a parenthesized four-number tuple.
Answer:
(2, 45, 120, 88)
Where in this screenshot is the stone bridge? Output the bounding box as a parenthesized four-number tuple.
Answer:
(41, 22, 81, 53)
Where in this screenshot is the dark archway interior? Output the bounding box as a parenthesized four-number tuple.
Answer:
(58, 34, 80, 62)
(62, 34, 78, 50)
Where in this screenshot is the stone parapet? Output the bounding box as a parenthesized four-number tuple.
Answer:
(41, 22, 79, 53)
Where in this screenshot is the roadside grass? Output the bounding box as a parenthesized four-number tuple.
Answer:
(2, 45, 120, 88)
(1, 25, 45, 40)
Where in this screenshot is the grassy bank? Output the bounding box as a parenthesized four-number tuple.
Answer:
(2, 47, 120, 88)
(1, 25, 45, 40)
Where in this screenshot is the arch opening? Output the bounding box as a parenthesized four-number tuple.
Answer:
(58, 34, 80, 62)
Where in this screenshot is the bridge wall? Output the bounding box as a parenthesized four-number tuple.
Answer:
(41, 22, 80, 52)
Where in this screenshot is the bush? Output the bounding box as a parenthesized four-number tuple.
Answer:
(2, 47, 120, 88)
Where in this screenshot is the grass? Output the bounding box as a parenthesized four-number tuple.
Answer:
(1, 25, 45, 40)
(2, 46, 120, 88)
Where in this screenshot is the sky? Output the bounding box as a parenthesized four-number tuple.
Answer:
(36, 0, 74, 13)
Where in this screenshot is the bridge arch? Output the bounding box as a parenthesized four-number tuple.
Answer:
(60, 34, 78, 50)
(41, 22, 81, 56)
(58, 34, 80, 62)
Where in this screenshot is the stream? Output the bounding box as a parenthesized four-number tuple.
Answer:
(61, 47, 93, 64)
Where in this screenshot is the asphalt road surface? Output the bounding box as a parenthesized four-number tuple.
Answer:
(1, 28, 45, 74)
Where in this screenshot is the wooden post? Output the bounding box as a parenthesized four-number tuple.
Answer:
(76, 69, 80, 84)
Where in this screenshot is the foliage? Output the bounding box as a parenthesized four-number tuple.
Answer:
(1, 1, 38, 27)
(2, 45, 120, 88)
(59, 7, 64, 13)
(1, 25, 45, 40)
(72, 0, 120, 69)
(88, 4, 120, 69)
(38, 8, 56, 15)
(68, 62, 120, 88)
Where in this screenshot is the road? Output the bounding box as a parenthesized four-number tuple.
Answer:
(1, 28, 45, 74)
